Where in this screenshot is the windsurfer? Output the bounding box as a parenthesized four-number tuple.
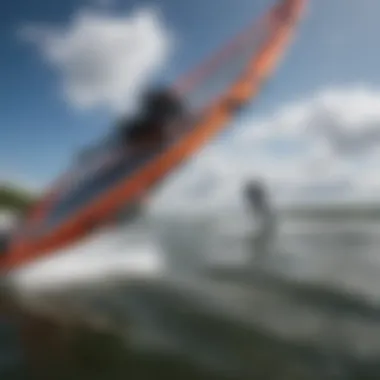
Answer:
(245, 180, 271, 217)
(244, 179, 276, 261)
(118, 88, 185, 150)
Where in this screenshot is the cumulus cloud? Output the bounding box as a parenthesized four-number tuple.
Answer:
(237, 87, 380, 156)
(5, 86, 380, 215)
(20, 8, 172, 114)
(152, 86, 380, 214)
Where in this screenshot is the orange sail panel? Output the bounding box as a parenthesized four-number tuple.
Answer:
(1, 0, 306, 272)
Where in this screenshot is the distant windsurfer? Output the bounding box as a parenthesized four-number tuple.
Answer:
(244, 179, 276, 262)
(245, 180, 272, 218)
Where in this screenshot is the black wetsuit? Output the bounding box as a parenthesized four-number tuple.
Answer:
(113, 89, 185, 224)
(0, 233, 9, 256)
(120, 88, 185, 145)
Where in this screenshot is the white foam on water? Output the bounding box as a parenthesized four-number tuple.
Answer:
(9, 223, 166, 293)
(0, 210, 18, 233)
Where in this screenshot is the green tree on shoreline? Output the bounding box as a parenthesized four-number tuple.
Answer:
(0, 184, 35, 213)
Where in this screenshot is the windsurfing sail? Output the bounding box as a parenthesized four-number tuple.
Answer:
(1, 0, 306, 272)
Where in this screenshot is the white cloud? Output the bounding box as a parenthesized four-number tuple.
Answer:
(152, 86, 380, 214)
(20, 7, 172, 114)
(5, 86, 380, 215)
(90, 0, 118, 9)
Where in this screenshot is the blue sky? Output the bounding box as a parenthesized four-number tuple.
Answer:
(2, 0, 380, 208)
